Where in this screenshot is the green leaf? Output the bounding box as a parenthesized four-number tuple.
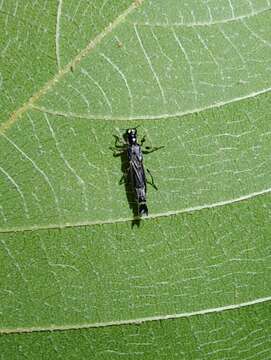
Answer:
(1, 0, 271, 358)
(1, 301, 271, 359)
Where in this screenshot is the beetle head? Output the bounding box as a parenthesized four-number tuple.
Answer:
(127, 128, 137, 145)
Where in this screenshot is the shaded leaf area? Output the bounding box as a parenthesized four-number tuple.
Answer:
(1, 93, 271, 229)
(1, 301, 271, 359)
(37, 9, 271, 119)
(0, 1, 57, 121)
(1, 193, 271, 330)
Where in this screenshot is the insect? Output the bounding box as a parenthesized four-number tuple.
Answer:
(116, 40, 123, 48)
(112, 128, 163, 217)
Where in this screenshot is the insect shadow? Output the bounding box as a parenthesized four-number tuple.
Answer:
(110, 130, 163, 228)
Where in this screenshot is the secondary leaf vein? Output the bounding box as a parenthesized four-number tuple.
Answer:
(0, 0, 144, 135)
(1, 296, 270, 335)
(1, 186, 271, 233)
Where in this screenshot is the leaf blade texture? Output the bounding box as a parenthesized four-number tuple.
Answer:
(0, 0, 271, 358)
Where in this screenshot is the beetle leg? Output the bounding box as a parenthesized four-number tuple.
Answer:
(119, 168, 130, 185)
(142, 145, 164, 155)
(119, 174, 126, 185)
(109, 141, 126, 156)
(114, 134, 126, 148)
(112, 150, 125, 157)
(146, 168, 158, 190)
(140, 135, 146, 146)
(109, 145, 125, 157)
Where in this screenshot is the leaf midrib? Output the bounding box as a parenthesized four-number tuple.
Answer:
(1, 296, 270, 335)
(0, 0, 143, 135)
(1, 2, 270, 234)
(1, 2, 270, 134)
(1, 187, 270, 234)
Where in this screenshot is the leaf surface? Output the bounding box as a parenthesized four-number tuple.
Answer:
(1, 0, 271, 358)
(1, 301, 271, 359)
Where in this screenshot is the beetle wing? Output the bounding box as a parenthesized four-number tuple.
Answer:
(130, 158, 146, 189)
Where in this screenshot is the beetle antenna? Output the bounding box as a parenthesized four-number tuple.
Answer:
(119, 125, 141, 131)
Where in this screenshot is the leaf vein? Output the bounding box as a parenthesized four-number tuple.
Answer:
(1, 186, 271, 234)
(55, 0, 63, 69)
(31, 87, 271, 121)
(130, 7, 271, 28)
(1, 296, 271, 335)
(0, 0, 144, 135)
